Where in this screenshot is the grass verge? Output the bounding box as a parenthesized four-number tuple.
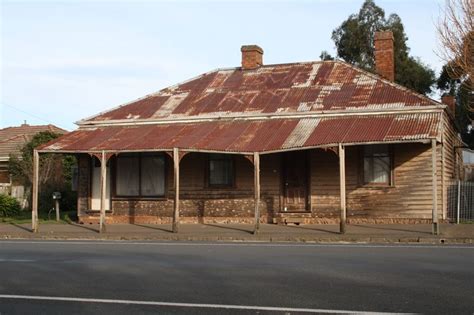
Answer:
(1, 210, 77, 224)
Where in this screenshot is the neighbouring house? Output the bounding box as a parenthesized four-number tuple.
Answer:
(0, 123, 67, 206)
(35, 32, 463, 233)
(461, 148, 474, 181)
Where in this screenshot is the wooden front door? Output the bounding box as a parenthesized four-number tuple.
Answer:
(282, 151, 308, 212)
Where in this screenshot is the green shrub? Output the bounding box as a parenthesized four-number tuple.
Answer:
(0, 194, 22, 217)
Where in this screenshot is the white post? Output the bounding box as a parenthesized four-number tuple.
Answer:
(172, 148, 180, 233)
(253, 152, 261, 235)
(432, 139, 439, 235)
(32, 149, 39, 233)
(99, 151, 107, 233)
(457, 179, 461, 224)
(55, 199, 60, 222)
(339, 143, 346, 234)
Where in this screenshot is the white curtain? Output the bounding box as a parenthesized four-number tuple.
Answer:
(91, 163, 110, 210)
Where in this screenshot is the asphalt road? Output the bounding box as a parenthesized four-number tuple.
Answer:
(0, 241, 473, 314)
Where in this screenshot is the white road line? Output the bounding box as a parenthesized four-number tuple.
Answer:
(0, 294, 415, 314)
(0, 240, 472, 249)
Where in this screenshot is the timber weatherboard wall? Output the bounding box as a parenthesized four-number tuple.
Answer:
(441, 110, 464, 219)
(310, 144, 443, 222)
(77, 144, 448, 224)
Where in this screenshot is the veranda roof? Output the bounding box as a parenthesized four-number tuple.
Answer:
(39, 112, 441, 154)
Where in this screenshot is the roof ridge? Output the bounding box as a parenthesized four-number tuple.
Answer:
(1, 124, 60, 130)
(258, 60, 331, 68)
(78, 107, 444, 129)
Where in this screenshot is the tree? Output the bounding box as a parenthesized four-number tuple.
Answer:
(436, 0, 473, 147)
(330, 0, 436, 95)
(436, 0, 473, 120)
(8, 131, 77, 212)
(319, 51, 334, 61)
(438, 62, 474, 147)
(9, 131, 63, 186)
(436, 0, 473, 90)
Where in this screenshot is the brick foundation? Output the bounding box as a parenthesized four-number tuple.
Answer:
(78, 215, 447, 225)
(79, 215, 264, 225)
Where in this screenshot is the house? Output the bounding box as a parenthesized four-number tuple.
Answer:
(35, 31, 463, 234)
(0, 123, 66, 206)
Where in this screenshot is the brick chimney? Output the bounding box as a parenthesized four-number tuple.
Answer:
(374, 31, 395, 81)
(441, 95, 456, 114)
(241, 45, 263, 70)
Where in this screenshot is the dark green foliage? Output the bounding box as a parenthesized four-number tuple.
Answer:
(38, 184, 77, 214)
(331, 0, 436, 95)
(9, 131, 60, 186)
(438, 63, 474, 147)
(8, 131, 77, 214)
(319, 51, 334, 61)
(0, 194, 22, 217)
(332, 0, 385, 70)
(396, 57, 436, 96)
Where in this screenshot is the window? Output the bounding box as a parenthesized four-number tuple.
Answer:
(208, 154, 234, 187)
(116, 155, 139, 196)
(363, 145, 392, 185)
(141, 154, 165, 196)
(115, 153, 165, 197)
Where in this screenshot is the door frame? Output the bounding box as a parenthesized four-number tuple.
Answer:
(88, 155, 112, 211)
(280, 150, 311, 212)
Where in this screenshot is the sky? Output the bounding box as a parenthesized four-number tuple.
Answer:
(1, 0, 445, 131)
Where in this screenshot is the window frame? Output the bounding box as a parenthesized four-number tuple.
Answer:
(112, 153, 167, 199)
(359, 145, 394, 187)
(206, 154, 236, 188)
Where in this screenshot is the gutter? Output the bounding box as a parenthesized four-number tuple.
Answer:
(37, 138, 436, 155)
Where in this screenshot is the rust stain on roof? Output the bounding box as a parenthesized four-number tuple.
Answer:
(40, 113, 440, 153)
(39, 59, 448, 154)
(84, 61, 436, 123)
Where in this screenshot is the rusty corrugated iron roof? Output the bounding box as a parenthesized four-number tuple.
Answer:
(40, 113, 440, 153)
(80, 61, 438, 124)
(39, 59, 448, 154)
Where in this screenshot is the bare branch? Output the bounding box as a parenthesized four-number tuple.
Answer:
(436, 0, 473, 90)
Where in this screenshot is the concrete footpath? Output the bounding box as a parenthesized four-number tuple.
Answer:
(1, 222, 474, 243)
